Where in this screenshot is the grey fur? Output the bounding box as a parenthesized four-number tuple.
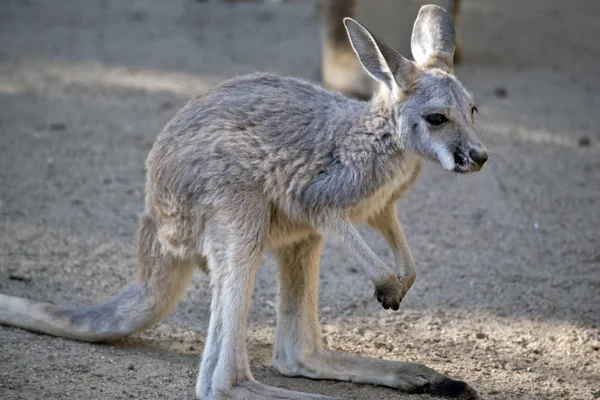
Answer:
(0, 5, 483, 399)
(59, 283, 150, 339)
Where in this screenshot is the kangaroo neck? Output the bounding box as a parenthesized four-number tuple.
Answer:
(337, 97, 405, 164)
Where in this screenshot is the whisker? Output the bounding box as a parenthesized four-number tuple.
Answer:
(486, 149, 509, 164)
(481, 161, 507, 194)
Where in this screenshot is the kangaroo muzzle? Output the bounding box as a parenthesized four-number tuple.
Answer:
(453, 144, 488, 173)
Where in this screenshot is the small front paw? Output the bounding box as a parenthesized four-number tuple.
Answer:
(374, 274, 406, 311)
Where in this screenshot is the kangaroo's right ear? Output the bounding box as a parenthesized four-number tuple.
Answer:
(410, 5, 456, 72)
(344, 18, 415, 95)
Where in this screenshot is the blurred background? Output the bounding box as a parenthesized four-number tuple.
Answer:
(0, 0, 598, 399)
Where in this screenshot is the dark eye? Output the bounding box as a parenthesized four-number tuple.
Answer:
(424, 113, 448, 126)
(471, 106, 478, 116)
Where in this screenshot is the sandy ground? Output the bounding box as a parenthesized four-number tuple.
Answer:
(0, 0, 599, 399)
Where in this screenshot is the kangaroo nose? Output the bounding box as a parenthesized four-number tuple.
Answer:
(469, 148, 488, 167)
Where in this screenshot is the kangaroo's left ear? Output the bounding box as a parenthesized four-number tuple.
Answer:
(411, 5, 456, 72)
(344, 17, 416, 95)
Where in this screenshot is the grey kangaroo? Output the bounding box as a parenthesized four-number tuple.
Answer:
(0, 5, 486, 400)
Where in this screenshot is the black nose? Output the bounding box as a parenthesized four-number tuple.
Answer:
(469, 148, 488, 167)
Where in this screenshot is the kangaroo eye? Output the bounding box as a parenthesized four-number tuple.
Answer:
(424, 113, 448, 126)
(471, 106, 478, 116)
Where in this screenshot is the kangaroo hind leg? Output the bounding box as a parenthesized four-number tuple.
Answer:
(272, 234, 479, 399)
(195, 209, 338, 400)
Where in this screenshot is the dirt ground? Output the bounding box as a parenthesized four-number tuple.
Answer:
(0, 0, 599, 399)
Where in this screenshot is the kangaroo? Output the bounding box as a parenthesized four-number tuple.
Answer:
(0, 5, 486, 400)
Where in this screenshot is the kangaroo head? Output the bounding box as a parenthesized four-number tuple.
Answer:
(344, 5, 487, 173)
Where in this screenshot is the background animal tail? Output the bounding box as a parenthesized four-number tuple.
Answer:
(0, 214, 196, 342)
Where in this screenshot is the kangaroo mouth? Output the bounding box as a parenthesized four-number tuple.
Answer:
(454, 163, 479, 174)
(453, 151, 482, 174)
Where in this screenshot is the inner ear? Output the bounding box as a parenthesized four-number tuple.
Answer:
(410, 5, 456, 72)
(344, 18, 415, 93)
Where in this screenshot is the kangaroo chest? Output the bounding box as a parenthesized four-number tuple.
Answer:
(349, 156, 422, 223)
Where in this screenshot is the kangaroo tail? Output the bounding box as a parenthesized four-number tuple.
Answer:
(0, 214, 196, 342)
(0, 282, 168, 342)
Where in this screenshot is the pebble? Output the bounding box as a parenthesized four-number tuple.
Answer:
(578, 136, 591, 147)
(49, 122, 67, 131)
(494, 86, 508, 98)
(8, 274, 32, 282)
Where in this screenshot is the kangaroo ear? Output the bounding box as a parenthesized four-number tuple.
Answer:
(411, 5, 456, 72)
(344, 18, 415, 94)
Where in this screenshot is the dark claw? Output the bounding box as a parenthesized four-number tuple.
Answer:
(420, 378, 480, 399)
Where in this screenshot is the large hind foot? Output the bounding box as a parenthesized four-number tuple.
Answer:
(275, 348, 479, 400)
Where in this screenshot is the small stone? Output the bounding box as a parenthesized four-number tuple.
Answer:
(127, 364, 135, 371)
(374, 342, 394, 351)
(471, 210, 484, 221)
(578, 136, 591, 147)
(159, 101, 173, 111)
(353, 327, 366, 336)
(494, 86, 508, 98)
(49, 122, 67, 131)
(128, 12, 146, 22)
(8, 274, 31, 282)
(475, 332, 487, 339)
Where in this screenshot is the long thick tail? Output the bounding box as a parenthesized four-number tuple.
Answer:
(0, 214, 196, 342)
(0, 282, 163, 342)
